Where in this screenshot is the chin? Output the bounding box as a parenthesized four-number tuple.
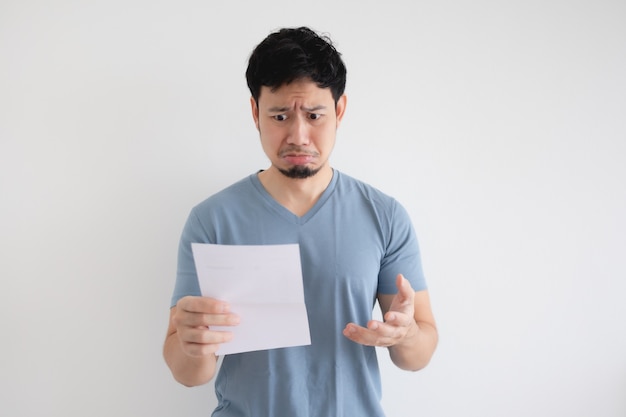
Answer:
(278, 165, 321, 179)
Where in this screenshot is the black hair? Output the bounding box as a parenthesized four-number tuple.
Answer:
(246, 27, 347, 104)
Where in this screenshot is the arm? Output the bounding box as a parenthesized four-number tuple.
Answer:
(163, 296, 239, 386)
(378, 278, 438, 371)
(343, 274, 438, 371)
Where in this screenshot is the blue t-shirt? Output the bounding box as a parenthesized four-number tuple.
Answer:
(172, 170, 426, 417)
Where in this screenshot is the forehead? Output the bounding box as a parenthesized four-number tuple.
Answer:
(258, 79, 334, 107)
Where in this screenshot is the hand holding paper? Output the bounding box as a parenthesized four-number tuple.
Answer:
(191, 243, 311, 355)
(174, 295, 240, 357)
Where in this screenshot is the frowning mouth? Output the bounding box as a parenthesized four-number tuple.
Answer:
(278, 147, 320, 158)
(279, 147, 319, 165)
(281, 154, 317, 165)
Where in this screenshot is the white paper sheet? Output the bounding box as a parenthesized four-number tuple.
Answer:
(191, 243, 311, 355)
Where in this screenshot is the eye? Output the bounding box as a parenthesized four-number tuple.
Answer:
(308, 113, 323, 120)
(273, 114, 288, 121)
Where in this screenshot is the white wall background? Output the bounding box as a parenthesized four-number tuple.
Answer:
(1, 0, 625, 416)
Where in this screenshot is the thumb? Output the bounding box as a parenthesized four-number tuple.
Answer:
(388, 274, 415, 315)
(396, 274, 414, 301)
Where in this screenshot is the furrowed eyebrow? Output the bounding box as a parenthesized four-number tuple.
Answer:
(267, 105, 327, 113)
(302, 105, 327, 112)
(268, 106, 292, 113)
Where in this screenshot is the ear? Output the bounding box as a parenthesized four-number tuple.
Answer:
(250, 96, 260, 131)
(335, 94, 347, 128)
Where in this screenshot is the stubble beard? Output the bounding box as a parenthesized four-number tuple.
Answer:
(278, 165, 322, 179)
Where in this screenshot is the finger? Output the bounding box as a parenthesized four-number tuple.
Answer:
(196, 312, 241, 328)
(183, 327, 235, 345)
(180, 327, 235, 357)
(176, 310, 240, 328)
(383, 310, 414, 327)
(387, 275, 415, 315)
(395, 274, 415, 303)
(178, 296, 231, 314)
(183, 342, 220, 357)
(182, 337, 227, 357)
(343, 322, 404, 347)
(343, 323, 379, 346)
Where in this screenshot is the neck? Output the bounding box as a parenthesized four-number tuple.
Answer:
(258, 165, 333, 217)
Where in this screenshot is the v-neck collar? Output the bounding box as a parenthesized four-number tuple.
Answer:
(249, 169, 339, 225)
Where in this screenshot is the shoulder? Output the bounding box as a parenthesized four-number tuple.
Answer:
(181, 174, 261, 241)
(192, 174, 258, 214)
(334, 170, 401, 213)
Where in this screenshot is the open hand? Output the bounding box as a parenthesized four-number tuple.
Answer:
(342, 274, 417, 347)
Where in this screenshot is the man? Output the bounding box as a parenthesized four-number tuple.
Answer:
(164, 27, 437, 416)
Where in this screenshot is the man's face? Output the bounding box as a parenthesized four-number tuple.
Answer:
(251, 79, 346, 179)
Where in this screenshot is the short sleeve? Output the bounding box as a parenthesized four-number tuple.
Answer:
(377, 201, 427, 294)
(170, 209, 206, 307)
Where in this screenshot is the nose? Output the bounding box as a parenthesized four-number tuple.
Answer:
(287, 115, 310, 145)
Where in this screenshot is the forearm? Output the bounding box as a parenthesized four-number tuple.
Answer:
(388, 320, 438, 371)
(163, 332, 218, 387)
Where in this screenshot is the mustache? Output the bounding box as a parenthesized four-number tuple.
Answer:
(278, 147, 320, 157)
